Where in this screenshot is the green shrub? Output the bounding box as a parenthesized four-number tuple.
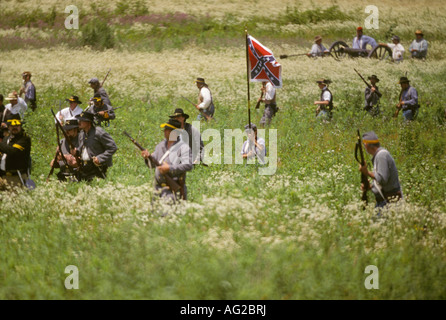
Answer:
(81, 19, 115, 50)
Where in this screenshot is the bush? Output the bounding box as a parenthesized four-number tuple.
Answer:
(81, 19, 115, 50)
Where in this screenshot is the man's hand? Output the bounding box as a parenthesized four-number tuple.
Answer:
(158, 161, 170, 174)
(141, 149, 150, 160)
(359, 163, 369, 177)
(93, 156, 101, 166)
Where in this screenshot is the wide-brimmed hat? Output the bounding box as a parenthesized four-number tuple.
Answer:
(92, 93, 102, 102)
(362, 131, 379, 144)
(316, 78, 331, 85)
(22, 71, 32, 77)
(415, 30, 424, 36)
(195, 77, 207, 85)
(76, 111, 94, 122)
(6, 113, 22, 126)
(398, 76, 410, 84)
(63, 118, 79, 130)
(169, 108, 189, 120)
(4, 92, 18, 101)
(368, 75, 380, 82)
(88, 77, 99, 84)
(314, 35, 322, 42)
(65, 95, 82, 104)
(160, 118, 182, 130)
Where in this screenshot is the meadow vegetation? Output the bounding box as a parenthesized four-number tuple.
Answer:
(0, 0, 445, 300)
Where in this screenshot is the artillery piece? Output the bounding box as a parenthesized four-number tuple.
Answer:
(329, 40, 392, 61)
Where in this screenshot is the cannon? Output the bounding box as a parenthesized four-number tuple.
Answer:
(329, 40, 392, 60)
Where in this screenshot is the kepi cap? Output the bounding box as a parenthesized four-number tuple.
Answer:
(88, 77, 100, 84)
(362, 131, 379, 144)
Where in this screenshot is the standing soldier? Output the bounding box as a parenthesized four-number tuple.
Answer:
(56, 95, 83, 125)
(0, 114, 31, 190)
(50, 118, 81, 182)
(364, 75, 382, 116)
(314, 79, 334, 120)
(4, 92, 27, 120)
(194, 77, 214, 121)
(395, 76, 419, 121)
(169, 108, 203, 165)
(359, 131, 402, 208)
(409, 30, 428, 60)
(141, 119, 192, 202)
(89, 93, 115, 126)
(88, 77, 112, 106)
(75, 111, 117, 181)
(380, 35, 405, 62)
(258, 80, 278, 127)
(19, 72, 37, 112)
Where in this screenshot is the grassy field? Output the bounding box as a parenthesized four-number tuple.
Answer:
(0, 0, 445, 300)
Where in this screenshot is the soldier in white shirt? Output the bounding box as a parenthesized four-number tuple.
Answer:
(308, 35, 329, 57)
(257, 81, 278, 127)
(194, 78, 214, 121)
(381, 35, 405, 62)
(241, 123, 266, 164)
(4, 92, 27, 120)
(56, 96, 84, 125)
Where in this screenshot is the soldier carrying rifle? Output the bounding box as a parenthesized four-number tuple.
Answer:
(140, 119, 193, 202)
(358, 131, 402, 209)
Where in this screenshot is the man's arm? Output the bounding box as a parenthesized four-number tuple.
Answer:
(94, 130, 118, 164)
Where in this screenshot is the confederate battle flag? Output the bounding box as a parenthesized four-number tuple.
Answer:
(247, 35, 282, 88)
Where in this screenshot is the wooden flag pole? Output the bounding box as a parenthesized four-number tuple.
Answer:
(245, 29, 251, 129)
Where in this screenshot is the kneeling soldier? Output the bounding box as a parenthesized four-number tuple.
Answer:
(76, 111, 117, 181)
(0, 114, 31, 190)
(141, 119, 192, 202)
(50, 118, 81, 182)
(359, 131, 402, 208)
(89, 93, 115, 127)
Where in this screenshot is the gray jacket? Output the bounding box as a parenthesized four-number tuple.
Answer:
(150, 139, 192, 180)
(371, 148, 401, 195)
(78, 126, 117, 167)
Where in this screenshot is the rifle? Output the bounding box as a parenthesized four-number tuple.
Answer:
(101, 68, 111, 87)
(255, 90, 264, 109)
(181, 95, 212, 121)
(355, 129, 371, 207)
(51, 108, 82, 168)
(354, 68, 371, 88)
(279, 53, 309, 59)
(393, 90, 403, 118)
(123, 131, 181, 194)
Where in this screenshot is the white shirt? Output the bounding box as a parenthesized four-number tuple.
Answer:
(6, 97, 27, 119)
(241, 137, 266, 164)
(264, 82, 276, 101)
(387, 43, 405, 61)
(309, 43, 328, 57)
(198, 87, 212, 110)
(321, 87, 331, 101)
(55, 105, 83, 124)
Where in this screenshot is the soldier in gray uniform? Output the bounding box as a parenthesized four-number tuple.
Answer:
(50, 118, 80, 181)
(75, 111, 117, 181)
(89, 77, 112, 106)
(141, 119, 192, 202)
(169, 108, 203, 165)
(359, 131, 402, 208)
(364, 75, 382, 117)
(89, 93, 115, 127)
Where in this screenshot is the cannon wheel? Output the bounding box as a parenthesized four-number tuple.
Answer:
(368, 44, 393, 60)
(329, 41, 349, 59)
